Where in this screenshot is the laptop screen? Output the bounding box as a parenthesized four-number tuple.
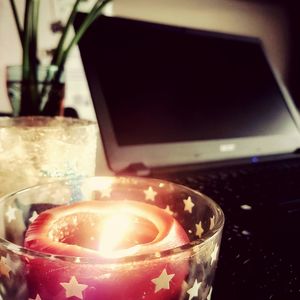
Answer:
(76, 15, 300, 172)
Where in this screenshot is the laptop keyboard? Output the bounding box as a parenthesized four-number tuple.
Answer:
(155, 158, 300, 300)
(170, 157, 300, 212)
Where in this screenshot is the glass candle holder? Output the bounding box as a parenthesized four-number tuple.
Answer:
(0, 116, 97, 197)
(0, 176, 224, 300)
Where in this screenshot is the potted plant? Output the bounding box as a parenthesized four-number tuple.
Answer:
(0, 0, 111, 196)
(7, 0, 111, 116)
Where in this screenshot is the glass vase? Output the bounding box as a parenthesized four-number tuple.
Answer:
(6, 65, 65, 116)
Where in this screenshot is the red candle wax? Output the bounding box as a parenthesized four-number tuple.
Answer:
(24, 200, 190, 300)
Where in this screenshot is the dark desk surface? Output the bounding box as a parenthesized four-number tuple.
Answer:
(159, 158, 300, 300)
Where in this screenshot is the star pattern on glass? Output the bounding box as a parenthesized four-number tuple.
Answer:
(164, 205, 174, 216)
(207, 286, 213, 300)
(183, 196, 194, 213)
(151, 268, 175, 293)
(60, 276, 88, 299)
(5, 205, 18, 223)
(74, 257, 81, 263)
(29, 211, 39, 223)
(8, 179, 220, 300)
(187, 279, 202, 300)
(4, 254, 20, 275)
(195, 221, 204, 238)
(144, 186, 157, 201)
(29, 294, 42, 300)
(100, 187, 112, 198)
(209, 215, 215, 230)
(0, 256, 12, 278)
(210, 243, 219, 265)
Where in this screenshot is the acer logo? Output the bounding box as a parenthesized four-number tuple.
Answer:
(219, 144, 236, 152)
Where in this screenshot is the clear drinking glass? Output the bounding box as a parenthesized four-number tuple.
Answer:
(0, 176, 224, 300)
(6, 65, 65, 116)
(0, 116, 98, 197)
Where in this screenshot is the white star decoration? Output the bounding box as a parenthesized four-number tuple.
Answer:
(29, 294, 42, 300)
(0, 256, 12, 278)
(100, 187, 112, 198)
(187, 279, 202, 300)
(29, 211, 39, 223)
(164, 205, 174, 216)
(210, 244, 219, 265)
(207, 287, 213, 300)
(195, 221, 204, 238)
(144, 186, 157, 201)
(60, 276, 88, 299)
(74, 257, 81, 263)
(183, 196, 194, 213)
(151, 268, 175, 293)
(5, 206, 17, 223)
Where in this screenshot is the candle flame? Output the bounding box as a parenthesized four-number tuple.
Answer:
(98, 214, 139, 258)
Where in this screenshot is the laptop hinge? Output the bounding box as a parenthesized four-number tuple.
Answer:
(118, 163, 151, 177)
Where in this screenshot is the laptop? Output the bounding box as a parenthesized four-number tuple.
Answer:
(75, 15, 300, 300)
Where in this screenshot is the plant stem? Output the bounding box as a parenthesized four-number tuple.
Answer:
(9, 0, 23, 47)
(30, 0, 40, 110)
(23, 0, 32, 80)
(21, 0, 39, 115)
(17, 0, 112, 116)
(41, 0, 110, 116)
(52, 0, 82, 66)
(31, 0, 40, 66)
(56, 0, 111, 74)
(41, 0, 82, 114)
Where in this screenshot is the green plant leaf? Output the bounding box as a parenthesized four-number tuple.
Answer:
(9, 0, 23, 47)
(52, 0, 83, 66)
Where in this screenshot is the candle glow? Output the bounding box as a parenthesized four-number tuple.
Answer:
(0, 176, 224, 300)
(98, 213, 154, 258)
(25, 201, 189, 259)
(24, 200, 190, 300)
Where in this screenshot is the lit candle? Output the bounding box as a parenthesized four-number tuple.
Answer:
(24, 200, 190, 300)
